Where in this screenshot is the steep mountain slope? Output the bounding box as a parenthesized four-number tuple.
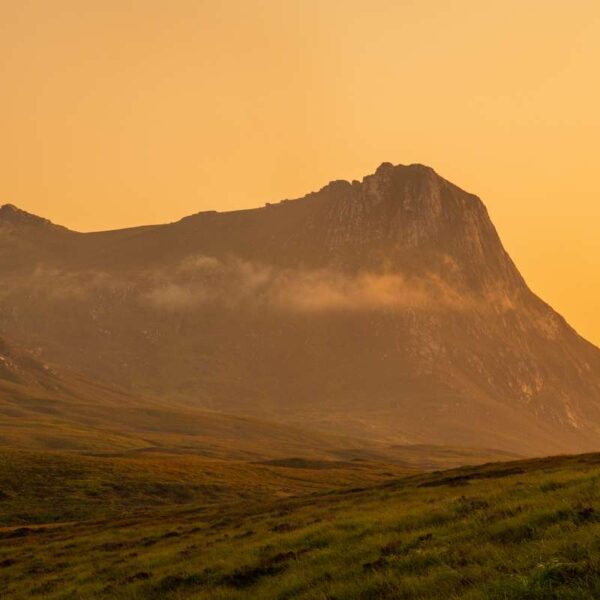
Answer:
(1, 163, 599, 454)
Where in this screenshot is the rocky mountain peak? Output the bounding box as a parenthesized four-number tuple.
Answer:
(274, 163, 520, 292)
(0, 204, 55, 228)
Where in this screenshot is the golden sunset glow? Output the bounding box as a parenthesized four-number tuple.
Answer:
(2, 0, 600, 343)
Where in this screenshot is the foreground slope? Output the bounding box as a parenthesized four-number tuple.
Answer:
(2, 453, 600, 599)
(1, 164, 600, 454)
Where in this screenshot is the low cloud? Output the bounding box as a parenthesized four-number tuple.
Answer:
(270, 270, 467, 312)
(0, 255, 483, 315)
(141, 255, 472, 313)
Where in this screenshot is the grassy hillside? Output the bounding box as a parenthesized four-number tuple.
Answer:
(2, 453, 600, 599)
(0, 445, 519, 527)
(0, 342, 518, 466)
(0, 365, 374, 459)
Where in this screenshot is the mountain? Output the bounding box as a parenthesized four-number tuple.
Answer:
(1, 163, 600, 455)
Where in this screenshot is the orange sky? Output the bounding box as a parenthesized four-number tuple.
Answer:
(1, 1, 600, 344)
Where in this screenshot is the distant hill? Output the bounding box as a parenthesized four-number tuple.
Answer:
(1, 163, 600, 454)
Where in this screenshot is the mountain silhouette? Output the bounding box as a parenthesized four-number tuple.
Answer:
(1, 163, 599, 454)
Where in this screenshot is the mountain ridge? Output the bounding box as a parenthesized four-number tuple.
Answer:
(0, 164, 451, 231)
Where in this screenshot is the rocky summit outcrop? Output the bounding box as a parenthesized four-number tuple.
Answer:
(0, 163, 599, 455)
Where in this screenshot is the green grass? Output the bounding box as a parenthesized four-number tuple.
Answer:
(3, 453, 600, 598)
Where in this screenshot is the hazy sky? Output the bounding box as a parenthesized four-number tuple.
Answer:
(2, 1, 600, 343)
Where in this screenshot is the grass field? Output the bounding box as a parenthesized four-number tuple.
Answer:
(0, 448, 415, 526)
(2, 453, 600, 599)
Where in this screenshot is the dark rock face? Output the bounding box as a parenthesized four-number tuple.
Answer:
(1, 163, 599, 455)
